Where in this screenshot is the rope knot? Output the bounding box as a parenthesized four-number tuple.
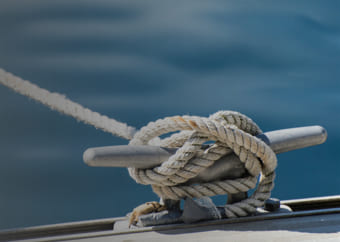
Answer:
(128, 111, 277, 217)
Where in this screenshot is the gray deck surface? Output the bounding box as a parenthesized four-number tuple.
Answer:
(2, 196, 340, 242)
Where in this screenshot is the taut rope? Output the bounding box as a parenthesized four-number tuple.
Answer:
(0, 69, 136, 140)
(0, 68, 277, 218)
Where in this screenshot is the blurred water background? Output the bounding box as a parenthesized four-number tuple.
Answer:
(0, 0, 340, 230)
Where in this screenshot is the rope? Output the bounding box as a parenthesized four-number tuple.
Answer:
(129, 111, 277, 217)
(0, 68, 277, 218)
(0, 69, 136, 140)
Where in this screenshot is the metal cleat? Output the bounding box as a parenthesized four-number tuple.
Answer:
(83, 126, 327, 185)
(83, 125, 327, 226)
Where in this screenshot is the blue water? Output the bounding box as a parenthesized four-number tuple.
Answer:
(0, 0, 340, 230)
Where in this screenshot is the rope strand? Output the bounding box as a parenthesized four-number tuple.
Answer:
(0, 68, 136, 140)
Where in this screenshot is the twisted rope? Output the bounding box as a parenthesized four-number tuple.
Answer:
(0, 68, 277, 218)
(129, 111, 277, 217)
(0, 69, 136, 140)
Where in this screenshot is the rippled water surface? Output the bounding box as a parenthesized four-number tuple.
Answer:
(0, 0, 340, 229)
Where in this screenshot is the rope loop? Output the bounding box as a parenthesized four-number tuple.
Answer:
(128, 111, 277, 217)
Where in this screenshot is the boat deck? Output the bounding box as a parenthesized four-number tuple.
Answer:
(1, 195, 340, 242)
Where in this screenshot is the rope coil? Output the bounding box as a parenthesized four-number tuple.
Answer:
(0, 68, 277, 218)
(129, 111, 277, 217)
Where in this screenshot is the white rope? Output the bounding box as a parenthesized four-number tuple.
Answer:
(0, 68, 278, 218)
(128, 111, 277, 217)
(0, 69, 136, 140)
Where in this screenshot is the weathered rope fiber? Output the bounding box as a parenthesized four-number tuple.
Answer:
(0, 68, 277, 218)
(129, 111, 277, 217)
(0, 69, 136, 140)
